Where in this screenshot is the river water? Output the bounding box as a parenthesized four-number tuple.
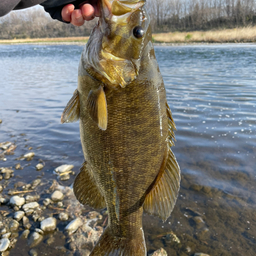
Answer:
(0, 44, 255, 256)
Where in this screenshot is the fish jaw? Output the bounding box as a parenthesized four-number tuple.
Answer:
(82, 0, 150, 88)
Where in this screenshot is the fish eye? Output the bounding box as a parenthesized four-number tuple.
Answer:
(133, 26, 144, 39)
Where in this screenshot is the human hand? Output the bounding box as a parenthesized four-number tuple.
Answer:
(61, 1, 100, 26)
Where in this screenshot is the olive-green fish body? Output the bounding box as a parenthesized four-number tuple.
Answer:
(61, 1, 180, 255)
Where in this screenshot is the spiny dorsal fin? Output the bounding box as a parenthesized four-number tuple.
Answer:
(143, 148, 181, 221)
(61, 89, 80, 124)
(87, 86, 108, 131)
(73, 162, 106, 209)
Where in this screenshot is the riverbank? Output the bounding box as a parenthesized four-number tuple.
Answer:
(1, 26, 256, 44)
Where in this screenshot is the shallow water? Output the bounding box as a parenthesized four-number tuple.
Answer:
(0, 44, 255, 255)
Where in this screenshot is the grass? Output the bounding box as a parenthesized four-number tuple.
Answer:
(1, 26, 256, 44)
(152, 26, 256, 43)
(0, 37, 89, 44)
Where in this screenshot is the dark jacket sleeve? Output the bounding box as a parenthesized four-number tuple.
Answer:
(41, 0, 86, 22)
(0, 0, 44, 17)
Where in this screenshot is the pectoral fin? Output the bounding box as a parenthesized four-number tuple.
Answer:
(143, 148, 180, 221)
(87, 86, 108, 131)
(73, 162, 106, 209)
(61, 89, 80, 124)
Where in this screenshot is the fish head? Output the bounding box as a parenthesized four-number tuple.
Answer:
(84, 0, 151, 88)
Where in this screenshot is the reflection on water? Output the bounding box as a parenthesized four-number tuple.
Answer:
(0, 44, 255, 255)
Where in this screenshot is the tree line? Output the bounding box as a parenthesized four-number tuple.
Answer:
(0, 0, 256, 39)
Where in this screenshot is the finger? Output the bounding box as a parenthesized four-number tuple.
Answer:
(81, 4, 95, 21)
(71, 9, 85, 26)
(61, 4, 75, 22)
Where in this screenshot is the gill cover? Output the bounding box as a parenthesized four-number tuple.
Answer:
(84, 0, 150, 88)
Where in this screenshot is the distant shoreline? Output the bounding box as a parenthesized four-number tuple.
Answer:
(1, 27, 256, 45)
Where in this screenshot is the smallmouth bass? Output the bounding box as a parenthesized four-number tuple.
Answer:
(61, 0, 181, 255)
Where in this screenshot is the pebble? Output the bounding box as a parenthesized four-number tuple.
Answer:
(15, 163, 22, 170)
(59, 212, 69, 221)
(2, 233, 11, 239)
(31, 179, 41, 189)
(0, 120, 2, 124)
(87, 211, 102, 219)
(194, 254, 210, 256)
(22, 202, 39, 212)
(34, 229, 44, 235)
(51, 190, 64, 201)
(25, 195, 40, 203)
(9, 219, 19, 231)
(192, 216, 205, 227)
(149, 248, 168, 256)
(0, 185, 3, 193)
(40, 217, 57, 232)
(43, 198, 52, 206)
(29, 249, 38, 256)
(45, 236, 55, 245)
(1, 168, 14, 180)
(24, 152, 35, 160)
(22, 216, 31, 230)
(0, 198, 8, 204)
(57, 202, 63, 207)
(59, 174, 70, 181)
(35, 164, 44, 171)
(0, 238, 10, 252)
(20, 229, 30, 239)
(0, 142, 11, 150)
(0, 228, 7, 235)
(54, 164, 74, 174)
(65, 218, 83, 234)
(28, 232, 43, 248)
(10, 196, 25, 207)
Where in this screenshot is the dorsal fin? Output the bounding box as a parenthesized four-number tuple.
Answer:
(73, 162, 106, 209)
(61, 89, 80, 124)
(87, 86, 108, 131)
(143, 103, 180, 221)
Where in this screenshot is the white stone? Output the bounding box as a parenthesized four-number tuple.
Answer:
(14, 211, 25, 221)
(150, 248, 168, 256)
(0, 238, 10, 252)
(28, 232, 43, 248)
(40, 217, 57, 232)
(23, 202, 39, 212)
(54, 164, 74, 174)
(24, 152, 35, 158)
(65, 218, 83, 234)
(10, 196, 25, 207)
(58, 212, 69, 221)
(51, 190, 64, 201)
(35, 163, 44, 171)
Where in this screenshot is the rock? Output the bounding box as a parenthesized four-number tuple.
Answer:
(10, 196, 25, 207)
(29, 249, 38, 256)
(51, 190, 64, 202)
(65, 218, 83, 234)
(34, 229, 44, 235)
(14, 211, 25, 222)
(31, 179, 41, 189)
(23, 216, 31, 230)
(24, 152, 35, 160)
(28, 232, 43, 248)
(2, 233, 11, 239)
(0, 238, 10, 252)
(43, 198, 52, 206)
(22, 202, 39, 212)
(192, 216, 205, 227)
(0, 142, 11, 150)
(54, 165, 74, 174)
(57, 202, 63, 207)
(0, 185, 3, 193)
(149, 248, 168, 256)
(0, 120, 2, 124)
(60, 174, 70, 181)
(59, 212, 69, 221)
(40, 217, 57, 232)
(190, 184, 202, 192)
(9, 219, 19, 231)
(25, 195, 40, 203)
(20, 229, 30, 239)
(87, 211, 102, 219)
(45, 236, 55, 245)
(1, 168, 14, 180)
(35, 164, 44, 171)
(194, 254, 210, 256)
(15, 164, 22, 170)
(0, 228, 7, 235)
(0, 198, 8, 204)
(164, 232, 180, 244)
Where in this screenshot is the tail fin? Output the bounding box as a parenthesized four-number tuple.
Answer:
(90, 226, 146, 256)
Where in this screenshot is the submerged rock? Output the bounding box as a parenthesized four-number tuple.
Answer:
(59, 212, 69, 221)
(54, 165, 74, 174)
(65, 218, 83, 235)
(35, 164, 44, 171)
(40, 217, 57, 232)
(51, 191, 64, 202)
(14, 211, 25, 222)
(23, 202, 39, 212)
(149, 248, 168, 256)
(28, 232, 43, 248)
(9, 219, 19, 232)
(10, 196, 25, 207)
(194, 253, 211, 256)
(0, 238, 10, 252)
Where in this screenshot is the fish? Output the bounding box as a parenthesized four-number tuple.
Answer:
(61, 0, 181, 255)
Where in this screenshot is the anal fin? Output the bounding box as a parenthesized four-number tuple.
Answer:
(143, 148, 181, 221)
(61, 89, 80, 123)
(87, 85, 108, 131)
(73, 162, 106, 209)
